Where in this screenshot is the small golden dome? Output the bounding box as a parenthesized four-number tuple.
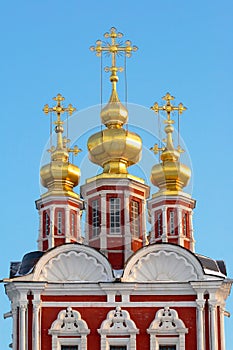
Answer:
(101, 89, 128, 128)
(41, 94, 81, 199)
(150, 93, 191, 194)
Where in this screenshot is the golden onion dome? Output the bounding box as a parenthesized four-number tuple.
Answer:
(88, 126, 142, 174)
(150, 93, 191, 194)
(40, 94, 81, 199)
(88, 78, 142, 175)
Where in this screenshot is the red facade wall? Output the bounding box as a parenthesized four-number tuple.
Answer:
(40, 302, 197, 350)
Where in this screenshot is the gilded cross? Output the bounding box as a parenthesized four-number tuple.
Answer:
(43, 93, 76, 126)
(90, 27, 138, 74)
(151, 92, 186, 124)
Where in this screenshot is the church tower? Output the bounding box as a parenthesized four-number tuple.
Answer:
(3, 27, 232, 350)
(81, 28, 150, 269)
(36, 94, 83, 251)
(148, 93, 195, 251)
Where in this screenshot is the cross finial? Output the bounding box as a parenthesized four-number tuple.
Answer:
(43, 93, 76, 126)
(43, 94, 77, 154)
(150, 93, 187, 155)
(151, 92, 186, 124)
(90, 27, 138, 83)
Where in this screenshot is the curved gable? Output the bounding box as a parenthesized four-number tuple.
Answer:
(122, 244, 205, 282)
(32, 244, 114, 282)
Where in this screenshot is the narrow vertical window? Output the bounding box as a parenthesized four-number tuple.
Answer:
(71, 212, 75, 236)
(45, 212, 50, 236)
(131, 200, 140, 237)
(110, 198, 121, 234)
(57, 211, 63, 235)
(169, 211, 175, 235)
(157, 212, 162, 236)
(92, 199, 100, 237)
(183, 212, 188, 236)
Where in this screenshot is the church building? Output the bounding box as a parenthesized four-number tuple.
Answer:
(3, 27, 232, 350)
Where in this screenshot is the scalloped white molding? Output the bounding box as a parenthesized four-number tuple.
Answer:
(32, 244, 113, 282)
(147, 306, 188, 350)
(98, 306, 139, 350)
(123, 244, 204, 282)
(39, 251, 109, 282)
(49, 307, 90, 350)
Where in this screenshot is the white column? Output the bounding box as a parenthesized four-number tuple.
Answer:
(38, 211, 42, 250)
(100, 193, 107, 255)
(162, 206, 168, 242)
(177, 207, 183, 246)
(220, 304, 226, 350)
(32, 299, 41, 350)
(50, 206, 55, 248)
(196, 300, 205, 350)
(209, 301, 218, 350)
(65, 207, 70, 242)
(189, 211, 195, 252)
(150, 208, 155, 244)
(12, 303, 18, 350)
(124, 192, 132, 261)
(141, 199, 147, 246)
(19, 302, 27, 350)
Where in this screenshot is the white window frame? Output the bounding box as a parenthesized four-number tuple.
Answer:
(157, 339, 178, 349)
(105, 338, 130, 350)
(131, 200, 140, 238)
(183, 213, 187, 236)
(98, 306, 138, 350)
(92, 199, 100, 237)
(110, 198, 121, 234)
(157, 212, 162, 236)
(54, 337, 80, 350)
(71, 213, 76, 236)
(49, 307, 90, 350)
(147, 307, 187, 350)
(45, 211, 50, 236)
(57, 211, 63, 235)
(169, 211, 175, 235)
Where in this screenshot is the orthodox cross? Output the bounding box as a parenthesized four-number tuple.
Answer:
(43, 94, 81, 155)
(43, 93, 76, 127)
(151, 92, 186, 124)
(90, 27, 138, 76)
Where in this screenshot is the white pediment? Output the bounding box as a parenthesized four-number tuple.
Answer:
(33, 244, 113, 282)
(122, 244, 204, 282)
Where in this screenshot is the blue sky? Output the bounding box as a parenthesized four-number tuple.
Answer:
(1, 0, 233, 348)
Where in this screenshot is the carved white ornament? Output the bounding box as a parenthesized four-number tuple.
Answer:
(38, 250, 110, 282)
(49, 307, 89, 335)
(49, 307, 90, 350)
(148, 307, 187, 333)
(147, 307, 188, 350)
(98, 306, 139, 335)
(98, 306, 139, 350)
(125, 250, 198, 282)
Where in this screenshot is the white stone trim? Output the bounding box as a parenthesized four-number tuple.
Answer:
(147, 307, 188, 350)
(98, 306, 139, 350)
(122, 244, 204, 282)
(49, 307, 90, 350)
(32, 244, 113, 282)
(41, 301, 197, 308)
